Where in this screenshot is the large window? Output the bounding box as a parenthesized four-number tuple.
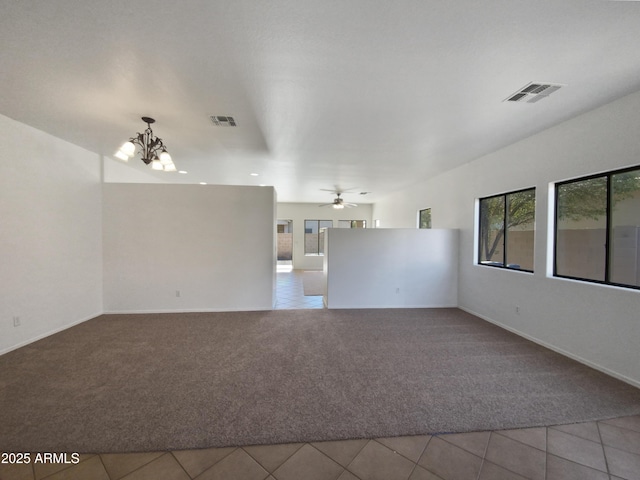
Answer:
(337, 220, 366, 228)
(304, 220, 332, 255)
(419, 208, 432, 229)
(555, 166, 640, 289)
(478, 188, 535, 271)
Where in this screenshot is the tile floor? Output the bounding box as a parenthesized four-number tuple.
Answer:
(275, 268, 324, 310)
(3, 272, 639, 479)
(2, 416, 640, 480)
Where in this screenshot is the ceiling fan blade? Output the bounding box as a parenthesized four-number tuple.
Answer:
(319, 187, 359, 194)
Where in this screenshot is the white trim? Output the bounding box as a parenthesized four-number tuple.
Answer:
(547, 274, 640, 292)
(459, 306, 640, 389)
(472, 198, 480, 265)
(473, 264, 535, 275)
(327, 303, 458, 309)
(0, 311, 102, 356)
(546, 181, 556, 276)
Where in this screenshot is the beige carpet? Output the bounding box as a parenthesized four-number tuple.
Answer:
(1, 308, 640, 454)
(302, 270, 324, 295)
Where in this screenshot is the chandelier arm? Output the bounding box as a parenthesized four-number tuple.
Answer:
(149, 138, 164, 159)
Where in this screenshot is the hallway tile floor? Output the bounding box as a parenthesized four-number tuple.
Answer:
(2, 415, 640, 479)
(275, 269, 324, 310)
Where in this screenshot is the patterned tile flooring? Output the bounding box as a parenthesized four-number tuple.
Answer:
(3, 272, 640, 479)
(275, 268, 325, 309)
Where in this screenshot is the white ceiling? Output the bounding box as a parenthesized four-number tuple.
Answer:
(2, 0, 640, 204)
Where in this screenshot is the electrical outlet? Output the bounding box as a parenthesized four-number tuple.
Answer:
(515, 306, 520, 314)
(396, 288, 400, 294)
(13, 316, 21, 327)
(176, 290, 181, 298)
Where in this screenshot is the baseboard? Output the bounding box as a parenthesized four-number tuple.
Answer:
(459, 306, 640, 390)
(0, 311, 102, 356)
(326, 303, 458, 309)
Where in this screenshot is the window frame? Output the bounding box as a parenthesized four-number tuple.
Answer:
(418, 208, 432, 229)
(304, 219, 332, 256)
(553, 164, 640, 291)
(477, 187, 536, 273)
(337, 220, 367, 229)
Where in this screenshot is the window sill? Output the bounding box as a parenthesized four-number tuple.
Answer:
(476, 263, 534, 274)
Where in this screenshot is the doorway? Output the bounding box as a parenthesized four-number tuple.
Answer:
(277, 219, 293, 272)
(275, 219, 324, 309)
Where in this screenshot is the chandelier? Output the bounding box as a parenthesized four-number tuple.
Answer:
(115, 117, 176, 171)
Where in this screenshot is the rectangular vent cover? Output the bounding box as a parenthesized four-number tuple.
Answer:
(210, 115, 237, 126)
(505, 82, 564, 103)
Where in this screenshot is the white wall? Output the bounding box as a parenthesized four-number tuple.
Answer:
(0, 114, 103, 354)
(373, 89, 640, 386)
(103, 184, 276, 312)
(324, 228, 458, 308)
(276, 202, 373, 270)
(103, 155, 171, 184)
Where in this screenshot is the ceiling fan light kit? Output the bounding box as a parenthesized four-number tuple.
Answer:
(319, 192, 358, 209)
(115, 117, 176, 172)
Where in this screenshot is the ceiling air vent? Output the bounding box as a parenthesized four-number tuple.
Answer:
(505, 82, 564, 103)
(210, 115, 237, 127)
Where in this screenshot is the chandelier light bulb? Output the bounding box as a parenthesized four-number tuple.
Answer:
(164, 163, 177, 172)
(151, 159, 164, 170)
(120, 141, 136, 157)
(159, 149, 172, 165)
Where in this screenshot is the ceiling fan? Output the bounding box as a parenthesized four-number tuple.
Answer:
(319, 192, 358, 209)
